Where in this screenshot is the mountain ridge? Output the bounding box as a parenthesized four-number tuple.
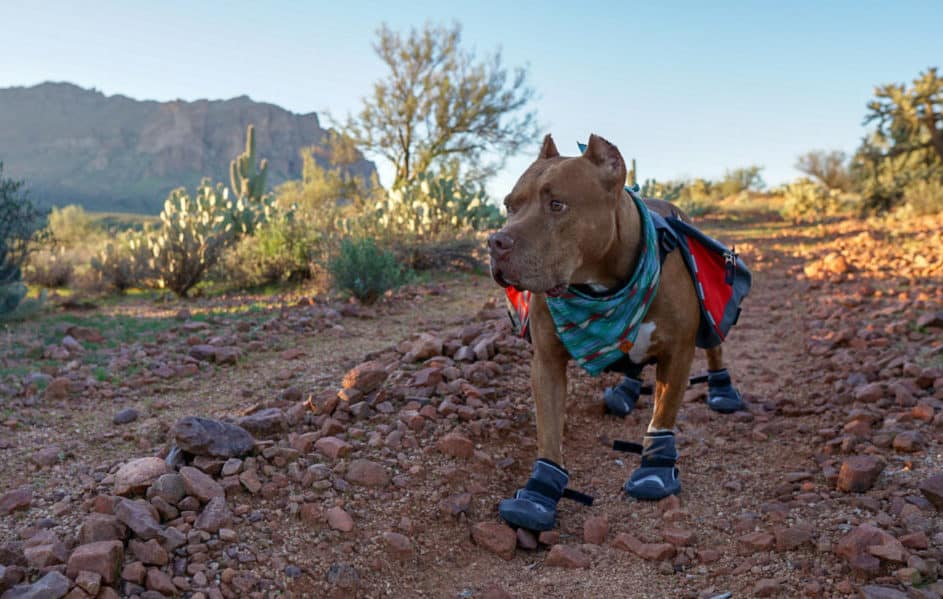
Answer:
(0, 82, 376, 213)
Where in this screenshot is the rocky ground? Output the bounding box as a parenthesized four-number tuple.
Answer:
(0, 211, 941, 599)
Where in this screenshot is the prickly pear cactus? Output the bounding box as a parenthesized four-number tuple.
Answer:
(144, 179, 270, 297)
(230, 124, 269, 203)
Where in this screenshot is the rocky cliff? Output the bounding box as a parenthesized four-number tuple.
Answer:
(0, 82, 376, 213)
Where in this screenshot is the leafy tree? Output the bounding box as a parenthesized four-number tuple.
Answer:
(720, 165, 765, 197)
(342, 22, 538, 187)
(795, 150, 852, 191)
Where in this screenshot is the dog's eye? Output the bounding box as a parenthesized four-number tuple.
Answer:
(549, 199, 566, 213)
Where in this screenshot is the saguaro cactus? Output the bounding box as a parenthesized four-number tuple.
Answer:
(230, 124, 269, 202)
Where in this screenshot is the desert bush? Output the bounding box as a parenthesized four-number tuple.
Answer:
(894, 178, 943, 216)
(328, 237, 409, 304)
(90, 231, 148, 293)
(220, 210, 320, 287)
(780, 178, 845, 222)
(47, 204, 100, 246)
(0, 162, 47, 316)
(24, 247, 74, 288)
(141, 179, 272, 297)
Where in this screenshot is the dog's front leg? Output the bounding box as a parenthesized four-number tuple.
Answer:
(498, 295, 578, 531)
(623, 345, 694, 500)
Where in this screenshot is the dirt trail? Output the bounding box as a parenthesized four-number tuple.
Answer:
(1, 213, 941, 599)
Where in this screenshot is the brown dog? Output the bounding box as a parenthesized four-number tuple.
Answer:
(488, 134, 743, 530)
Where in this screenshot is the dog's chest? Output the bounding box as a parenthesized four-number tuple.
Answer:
(628, 321, 657, 363)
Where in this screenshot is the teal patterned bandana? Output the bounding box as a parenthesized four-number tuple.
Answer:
(544, 189, 661, 375)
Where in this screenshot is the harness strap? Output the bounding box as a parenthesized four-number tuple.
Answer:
(523, 479, 595, 506)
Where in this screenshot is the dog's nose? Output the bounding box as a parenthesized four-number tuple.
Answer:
(488, 231, 515, 257)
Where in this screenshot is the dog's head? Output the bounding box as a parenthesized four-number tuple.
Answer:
(488, 133, 627, 296)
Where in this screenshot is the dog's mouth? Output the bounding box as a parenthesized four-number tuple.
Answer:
(491, 261, 568, 296)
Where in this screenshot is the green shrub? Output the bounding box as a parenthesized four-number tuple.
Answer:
(221, 210, 320, 288)
(142, 179, 271, 297)
(780, 178, 845, 222)
(328, 237, 409, 304)
(898, 178, 943, 216)
(0, 162, 47, 316)
(24, 247, 74, 288)
(47, 204, 99, 246)
(90, 231, 147, 293)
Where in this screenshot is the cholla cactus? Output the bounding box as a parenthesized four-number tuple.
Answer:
(144, 179, 271, 296)
(90, 231, 146, 293)
(230, 124, 269, 203)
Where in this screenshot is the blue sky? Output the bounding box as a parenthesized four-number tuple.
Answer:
(2, 0, 941, 196)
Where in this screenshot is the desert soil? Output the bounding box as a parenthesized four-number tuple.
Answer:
(0, 211, 941, 599)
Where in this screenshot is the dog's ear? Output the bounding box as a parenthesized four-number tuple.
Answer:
(538, 134, 559, 160)
(583, 134, 626, 190)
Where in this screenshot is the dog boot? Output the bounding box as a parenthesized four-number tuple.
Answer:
(603, 376, 642, 417)
(617, 430, 681, 500)
(706, 368, 744, 413)
(498, 459, 593, 531)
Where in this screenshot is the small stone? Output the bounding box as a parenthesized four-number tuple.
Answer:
(113, 408, 139, 425)
(195, 496, 232, 533)
(382, 532, 413, 561)
(739, 531, 775, 553)
(75, 570, 102, 596)
(918, 472, 943, 510)
(172, 416, 255, 458)
(753, 578, 781, 597)
(836, 455, 885, 492)
(145, 567, 176, 594)
(179, 466, 224, 502)
(538, 530, 560, 546)
(114, 457, 168, 496)
(0, 486, 32, 515)
(612, 533, 676, 561)
(342, 361, 388, 393)
(436, 433, 474, 459)
(114, 498, 162, 540)
(544, 544, 590, 568)
(314, 436, 352, 459)
(147, 473, 186, 505)
(128, 539, 168, 566)
(79, 513, 126, 544)
(326, 507, 354, 532)
(30, 446, 62, 467)
(774, 524, 813, 551)
(516, 528, 537, 550)
(236, 408, 286, 438)
(3, 570, 70, 599)
(854, 382, 884, 403)
(471, 522, 516, 560)
(345, 459, 391, 488)
(892, 431, 922, 452)
(438, 492, 472, 517)
(44, 377, 72, 400)
(583, 516, 608, 545)
(66, 540, 124, 585)
(662, 527, 696, 546)
(121, 561, 146, 584)
(859, 585, 909, 599)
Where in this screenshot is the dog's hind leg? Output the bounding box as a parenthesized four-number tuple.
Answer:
(622, 344, 694, 500)
(704, 345, 744, 414)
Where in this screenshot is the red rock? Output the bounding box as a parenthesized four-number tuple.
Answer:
(538, 530, 560, 546)
(239, 469, 262, 494)
(662, 527, 696, 546)
(382, 532, 413, 561)
(146, 567, 177, 594)
(345, 459, 391, 488)
(299, 503, 323, 525)
(0, 486, 32, 515)
(128, 539, 168, 566)
(337, 387, 362, 403)
(179, 466, 224, 502)
(471, 522, 516, 560)
(213, 346, 242, 365)
(44, 377, 72, 400)
(753, 578, 781, 597)
(114, 457, 168, 496)
(121, 561, 146, 584)
(854, 383, 884, 403)
(918, 472, 943, 510)
(408, 334, 443, 360)
(836, 455, 885, 492)
(195, 496, 232, 533)
(658, 494, 681, 513)
(437, 433, 474, 458)
(67, 540, 124, 585)
(698, 549, 721, 564)
(326, 507, 354, 532)
(545, 544, 590, 568)
(583, 515, 609, 545)
(24, 538, 69, 568)
(867, 533, 907, 563)
(738, 531, 775, 553)
(613, 533, 676, 561)
(438, 492, 472, 517)
(342, 361, 388, 393)
(900, 531, 928, 549)
(912, 403, 935, 423)
(892, 430, 923, 452)
(75, 570, 102, 596)
(314, 436, 352, 459)
(774, 524, 813, 551)
(836, 524, 898, 569)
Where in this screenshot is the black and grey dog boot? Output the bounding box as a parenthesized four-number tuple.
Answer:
(603, 376, 642, 417)
(617, 430, 681, 500)
(706, 368, 744, 413)
(498, 459, 593, 531)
